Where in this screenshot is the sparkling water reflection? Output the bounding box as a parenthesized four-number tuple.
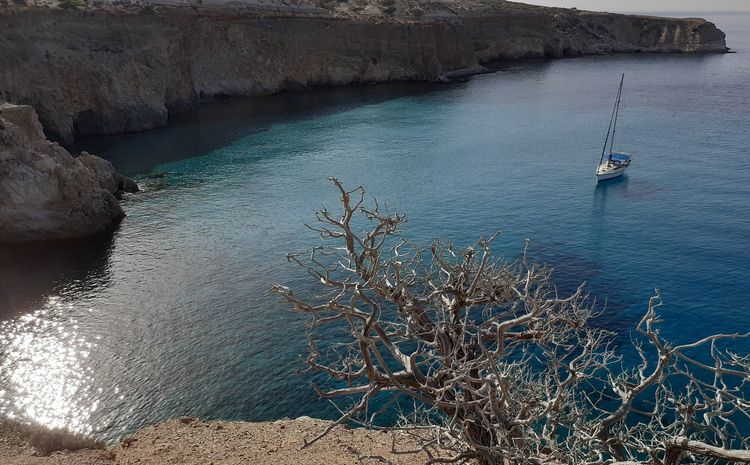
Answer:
(0, 298, 99, 433)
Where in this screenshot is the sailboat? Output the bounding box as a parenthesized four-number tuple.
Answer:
(596, 74, 632, 182)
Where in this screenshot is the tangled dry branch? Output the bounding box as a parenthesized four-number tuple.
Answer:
(272, 178, 750, 465)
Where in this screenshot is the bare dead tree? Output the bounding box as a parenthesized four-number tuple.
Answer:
(272, 178, 750, 465)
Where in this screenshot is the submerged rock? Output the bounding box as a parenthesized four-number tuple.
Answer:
(78, 151, 140, 196)
(117, 174, 140, 194)
(0, 103, 137, 243)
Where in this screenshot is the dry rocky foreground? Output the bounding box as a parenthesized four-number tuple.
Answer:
(1, 417, 434, 465)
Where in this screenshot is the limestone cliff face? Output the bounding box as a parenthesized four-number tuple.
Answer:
(0, 104, 136, 243)
(0, 3, 727, 144)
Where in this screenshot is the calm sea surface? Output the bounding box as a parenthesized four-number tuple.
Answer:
(1, 12, 748, 443)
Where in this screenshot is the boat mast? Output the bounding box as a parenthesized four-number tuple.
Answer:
(608, 74, 625, 160)
(598, 74, 624, 166)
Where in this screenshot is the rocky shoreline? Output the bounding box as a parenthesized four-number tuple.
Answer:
(0, 104, 137, 243)
(0, 417, 431, 465)
(0, 1, 728, 145)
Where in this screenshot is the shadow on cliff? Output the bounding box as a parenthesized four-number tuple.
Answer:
(76, 82, 458, 177)
(0, 231, 116, 320)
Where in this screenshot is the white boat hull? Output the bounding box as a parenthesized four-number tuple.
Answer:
(596, 164, 629, 182)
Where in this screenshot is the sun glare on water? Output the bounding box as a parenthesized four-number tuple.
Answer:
(0, 296, 99, 434)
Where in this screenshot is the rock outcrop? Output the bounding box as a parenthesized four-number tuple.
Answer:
(0, 103, 137, 243)
(0, 1, 728, 144)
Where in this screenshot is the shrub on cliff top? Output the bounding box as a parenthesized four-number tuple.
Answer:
(274, 178, 750, 465)
(58, 0, 85, 9)
(28, 426, 105, 455)
(0, 421, 104, 456)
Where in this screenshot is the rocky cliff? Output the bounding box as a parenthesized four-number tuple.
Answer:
(0, 1, 728, 144)
(0, 103, 137, 243)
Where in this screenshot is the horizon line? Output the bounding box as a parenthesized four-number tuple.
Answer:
(593, 9, 750, 14)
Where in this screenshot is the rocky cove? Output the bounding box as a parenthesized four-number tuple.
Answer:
(0, 2, 743, 462)
(0, 2, 728, 242)
(0, 1, 728, 147)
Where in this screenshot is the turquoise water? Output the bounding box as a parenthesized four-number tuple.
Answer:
(1, 12, 748, 443)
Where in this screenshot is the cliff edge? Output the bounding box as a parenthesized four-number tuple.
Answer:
(0, 0, 728, 144)
(0, 417, 430, 465)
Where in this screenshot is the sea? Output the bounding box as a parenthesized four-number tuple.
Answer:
(0, 11, 748, 443)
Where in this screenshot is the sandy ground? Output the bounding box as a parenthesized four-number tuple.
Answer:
(1, 417, 434, 465)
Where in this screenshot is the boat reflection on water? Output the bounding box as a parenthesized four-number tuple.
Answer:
(593, 174, 630, 210)
(590, 174, 630, 268)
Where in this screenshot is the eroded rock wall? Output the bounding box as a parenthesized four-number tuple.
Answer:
(0, 4, 727, 144)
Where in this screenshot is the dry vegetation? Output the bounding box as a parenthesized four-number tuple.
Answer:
(273, 178, 750, 465)
(0, 421, 105, 456)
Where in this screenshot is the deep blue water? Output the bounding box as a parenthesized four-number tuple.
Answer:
(0, 12, 748, 443)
